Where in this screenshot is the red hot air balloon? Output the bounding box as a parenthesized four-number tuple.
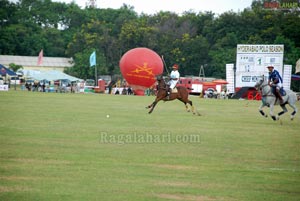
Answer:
(119, 47, 163, 95)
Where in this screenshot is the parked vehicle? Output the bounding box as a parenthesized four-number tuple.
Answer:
(85, 79, 95, 87)
(204, 88, 217, 98)
(10, 76, 20, 85)
(25, 79, 34, 85)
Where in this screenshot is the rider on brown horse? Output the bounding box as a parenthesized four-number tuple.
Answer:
(146, 74, 198, 115)
(166, 64, 180, 99)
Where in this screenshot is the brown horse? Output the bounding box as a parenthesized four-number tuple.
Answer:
(146, 75, 199, 115)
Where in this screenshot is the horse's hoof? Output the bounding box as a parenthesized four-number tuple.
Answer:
(291, 116, 294, 121)
(271, 116, 278, 121)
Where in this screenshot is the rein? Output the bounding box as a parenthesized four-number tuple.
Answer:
(259, 83, 274, 97)
(157, 86, 167, 90)
(156, 79, 168, 91)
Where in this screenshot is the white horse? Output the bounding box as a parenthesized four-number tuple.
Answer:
(254, 75, 298, 121)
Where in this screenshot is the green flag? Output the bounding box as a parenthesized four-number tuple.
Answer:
(90, 51, 96, 67)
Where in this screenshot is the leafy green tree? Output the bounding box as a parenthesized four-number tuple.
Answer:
(119, 18, 158, 51)
(172, 34, 210, 76)
(280, 12, 300, 47)
(209, 33, 238, 78)
(0, 0, 19, 26)
(9, 63, 23, 72)
(41, 28, 66, 57)
(64, 50, 92, 80)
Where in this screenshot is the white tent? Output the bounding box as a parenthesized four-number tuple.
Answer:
(21, 70, 83, 82)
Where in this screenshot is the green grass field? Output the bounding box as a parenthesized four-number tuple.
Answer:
(0, 90, 299, 201)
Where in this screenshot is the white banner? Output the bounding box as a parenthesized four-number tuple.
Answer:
(226, 64, 234, 93)
(283, 65, 292, 90)
(0, 85, 9, 91)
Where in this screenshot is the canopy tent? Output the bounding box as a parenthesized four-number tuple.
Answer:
(21, 70, 82, 82)
(0, 64, 17, 76)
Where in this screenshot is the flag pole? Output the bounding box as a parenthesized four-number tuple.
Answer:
(95, 64, 98, 86)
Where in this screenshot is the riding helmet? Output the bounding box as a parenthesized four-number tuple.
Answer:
(172, 64, 179, 69)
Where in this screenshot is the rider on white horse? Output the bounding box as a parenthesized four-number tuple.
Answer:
(166, 64, 180, 99)
(267, 65, 284, 105)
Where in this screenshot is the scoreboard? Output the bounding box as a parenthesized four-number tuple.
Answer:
(235, 44, 284, 88)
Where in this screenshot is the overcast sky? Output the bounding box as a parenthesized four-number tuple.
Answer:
(53, 0, 254, 15)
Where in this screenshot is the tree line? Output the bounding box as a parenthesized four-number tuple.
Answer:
(1, 0, 300, 89)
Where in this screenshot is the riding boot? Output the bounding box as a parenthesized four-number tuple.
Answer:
(275, 89, 284, 105)
(166, 85, 171, 100)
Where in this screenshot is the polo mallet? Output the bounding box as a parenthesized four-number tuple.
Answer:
(161, 55, 170, 75)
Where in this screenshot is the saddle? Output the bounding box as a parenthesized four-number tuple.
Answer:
(279, 87, 286, 96)
(271, 87, 286, 96)
(171, 88, 178, 93)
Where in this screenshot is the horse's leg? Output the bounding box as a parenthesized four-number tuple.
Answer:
(148, 97, 163, 114)
(177, 95, 194, 113)
(278, 104, 288, 117)
(184, 99, 193, 113)
(188, 100, 195, 114)
(146, 102, 154, 109)
(181, 98, 198, 115)
(148, 101, 157, 114)
(269, 104, 278, 121)
(288, 102, 298, 120)
(177, 98, 190, 112)
(185, 103, 190, 112)
(187, 99, 201, 116)
(258, 103, 268, 118)
(146, 94, 163, 110)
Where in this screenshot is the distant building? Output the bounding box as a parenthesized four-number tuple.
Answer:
(0, 55, 74, 72)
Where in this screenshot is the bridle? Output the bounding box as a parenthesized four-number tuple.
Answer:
(156, 76, 168, 91)
(256, 78, 274, 98)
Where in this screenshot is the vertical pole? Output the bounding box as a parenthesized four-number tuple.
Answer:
(95, 65, 98, 86)
(233, 64, 236, 93)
